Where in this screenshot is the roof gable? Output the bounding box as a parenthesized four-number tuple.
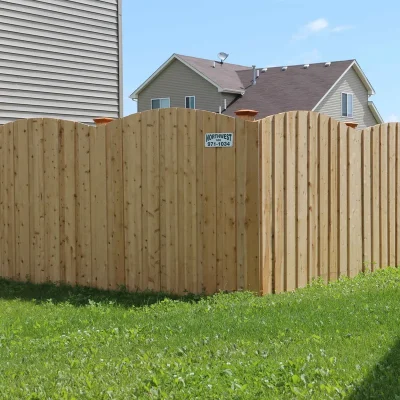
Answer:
(312, 60, 375, 110)
(224, 60, 355, 119)
(130, 54, 250, 99)
(177, 54, 251, 93)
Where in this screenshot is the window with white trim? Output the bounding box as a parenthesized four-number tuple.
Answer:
(341, 93, 353, 118)
(151, 98, 170, 109)
(185, 96, 195, 109)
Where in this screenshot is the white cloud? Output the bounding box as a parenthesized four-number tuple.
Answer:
(293, 18, 329, 40)
(308, 18, 329, 32)
(331, 25, 354, 33)
(387, 114, 399, 122)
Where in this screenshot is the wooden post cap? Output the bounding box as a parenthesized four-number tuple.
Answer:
(344, 121, 358, 129)
(93, 117, 114, 125)
(234, 109, 259, 121)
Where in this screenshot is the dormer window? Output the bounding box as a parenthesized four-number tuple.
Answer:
(341, 93, 353, 118)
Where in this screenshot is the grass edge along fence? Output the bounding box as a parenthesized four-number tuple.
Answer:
(0, 109, 398, 295)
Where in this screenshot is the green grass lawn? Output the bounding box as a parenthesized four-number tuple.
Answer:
(1, 269, 400, 399)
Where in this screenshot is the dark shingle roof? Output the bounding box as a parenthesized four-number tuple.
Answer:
(177, 54, 251, 92)
(223, 60, 354, 118)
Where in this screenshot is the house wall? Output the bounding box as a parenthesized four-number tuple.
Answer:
(315, 67, 378, 129)
(137, 59, 237, 113)
(0, 0, 122, 125)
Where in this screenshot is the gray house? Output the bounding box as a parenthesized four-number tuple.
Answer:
(130, 54, 383, 128)
(0, 0, 123, 125)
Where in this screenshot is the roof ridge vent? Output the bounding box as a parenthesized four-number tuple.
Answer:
(303, 64, 310, 69)
(282, 66, 288, 71)
(325, 62, 331, 67)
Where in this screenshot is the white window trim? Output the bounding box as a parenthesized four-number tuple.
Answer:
(185, 96, 196, 109)
(341, 92, 354, 118)
(150, 97, 170, 109)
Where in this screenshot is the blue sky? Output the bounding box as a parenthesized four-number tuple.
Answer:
(122, 0, 399, 122)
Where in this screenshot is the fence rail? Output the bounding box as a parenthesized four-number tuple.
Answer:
(0, 109, 398, 294)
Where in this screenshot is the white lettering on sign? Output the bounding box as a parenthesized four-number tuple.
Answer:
(205, 133, 234, 148)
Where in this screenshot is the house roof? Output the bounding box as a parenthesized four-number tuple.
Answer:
(176, 54, 251, 93)
(224, 60, 357, 119)
(130, 54, 381, 123)
(129, 54, 251, 99)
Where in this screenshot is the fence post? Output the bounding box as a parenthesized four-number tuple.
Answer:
(234, 109, 259, 121)
(345, 122, 358, 129)
(93, 117, 114, 126)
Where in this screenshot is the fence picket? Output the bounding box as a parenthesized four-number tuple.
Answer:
(286, 112, 296, 291)
(260, 117, 273, 294)
(319, 114, 329, 282)
(362, 128, 372, 271)
(185, 109, 198, 293)
(14, 120, 30, 281)
(162, 109, 178, 293)
(245, 119, 260, 293)
(388, 123, 396, 266)
(380, 124, 389, 268)
(338, 123, 348, 277)
(90, 124, 108, 289)
(196, 111, 205, 293)
(348, 128, 362, 277)
(123, 113, 143, 291)
(75, 123, 91, 287)
(59, 120, 77, 286)
(106, 119, 125, 290)
(29, 119, 45, 283)
(329, 120, 339, 281)
(371, 125, 381, 270)
(216, 114, 236, 292)
(308, 112, 319, 282)
(141, 110, 160, 291)
(397, 124, 400, 266)
(202, 112, 218, 294)
(297, 112, 308, 288)
(43, 119, 60, 283)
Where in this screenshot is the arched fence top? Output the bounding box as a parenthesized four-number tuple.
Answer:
(258, 110, 396, 132)
(0, 108, 395, 133)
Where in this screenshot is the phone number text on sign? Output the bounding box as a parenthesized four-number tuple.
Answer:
(205, 133, 234, 148)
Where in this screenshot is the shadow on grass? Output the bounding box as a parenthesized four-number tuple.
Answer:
(0, 278, 204, 308)
(348, 338, 400, 399)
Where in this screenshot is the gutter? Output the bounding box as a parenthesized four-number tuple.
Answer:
(218, 88, 245, 95)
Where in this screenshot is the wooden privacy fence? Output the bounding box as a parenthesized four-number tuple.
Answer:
(0, 109, 260, 294)
(0, 109, 398, 295)
(260, 113, 400, 293)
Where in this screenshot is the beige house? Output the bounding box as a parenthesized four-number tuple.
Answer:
(130, 54, 383, 129)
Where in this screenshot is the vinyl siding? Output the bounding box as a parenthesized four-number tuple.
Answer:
(315, 66, 378, 129)
(0, 0, 122, 125)
(137, 59, 237, 113)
